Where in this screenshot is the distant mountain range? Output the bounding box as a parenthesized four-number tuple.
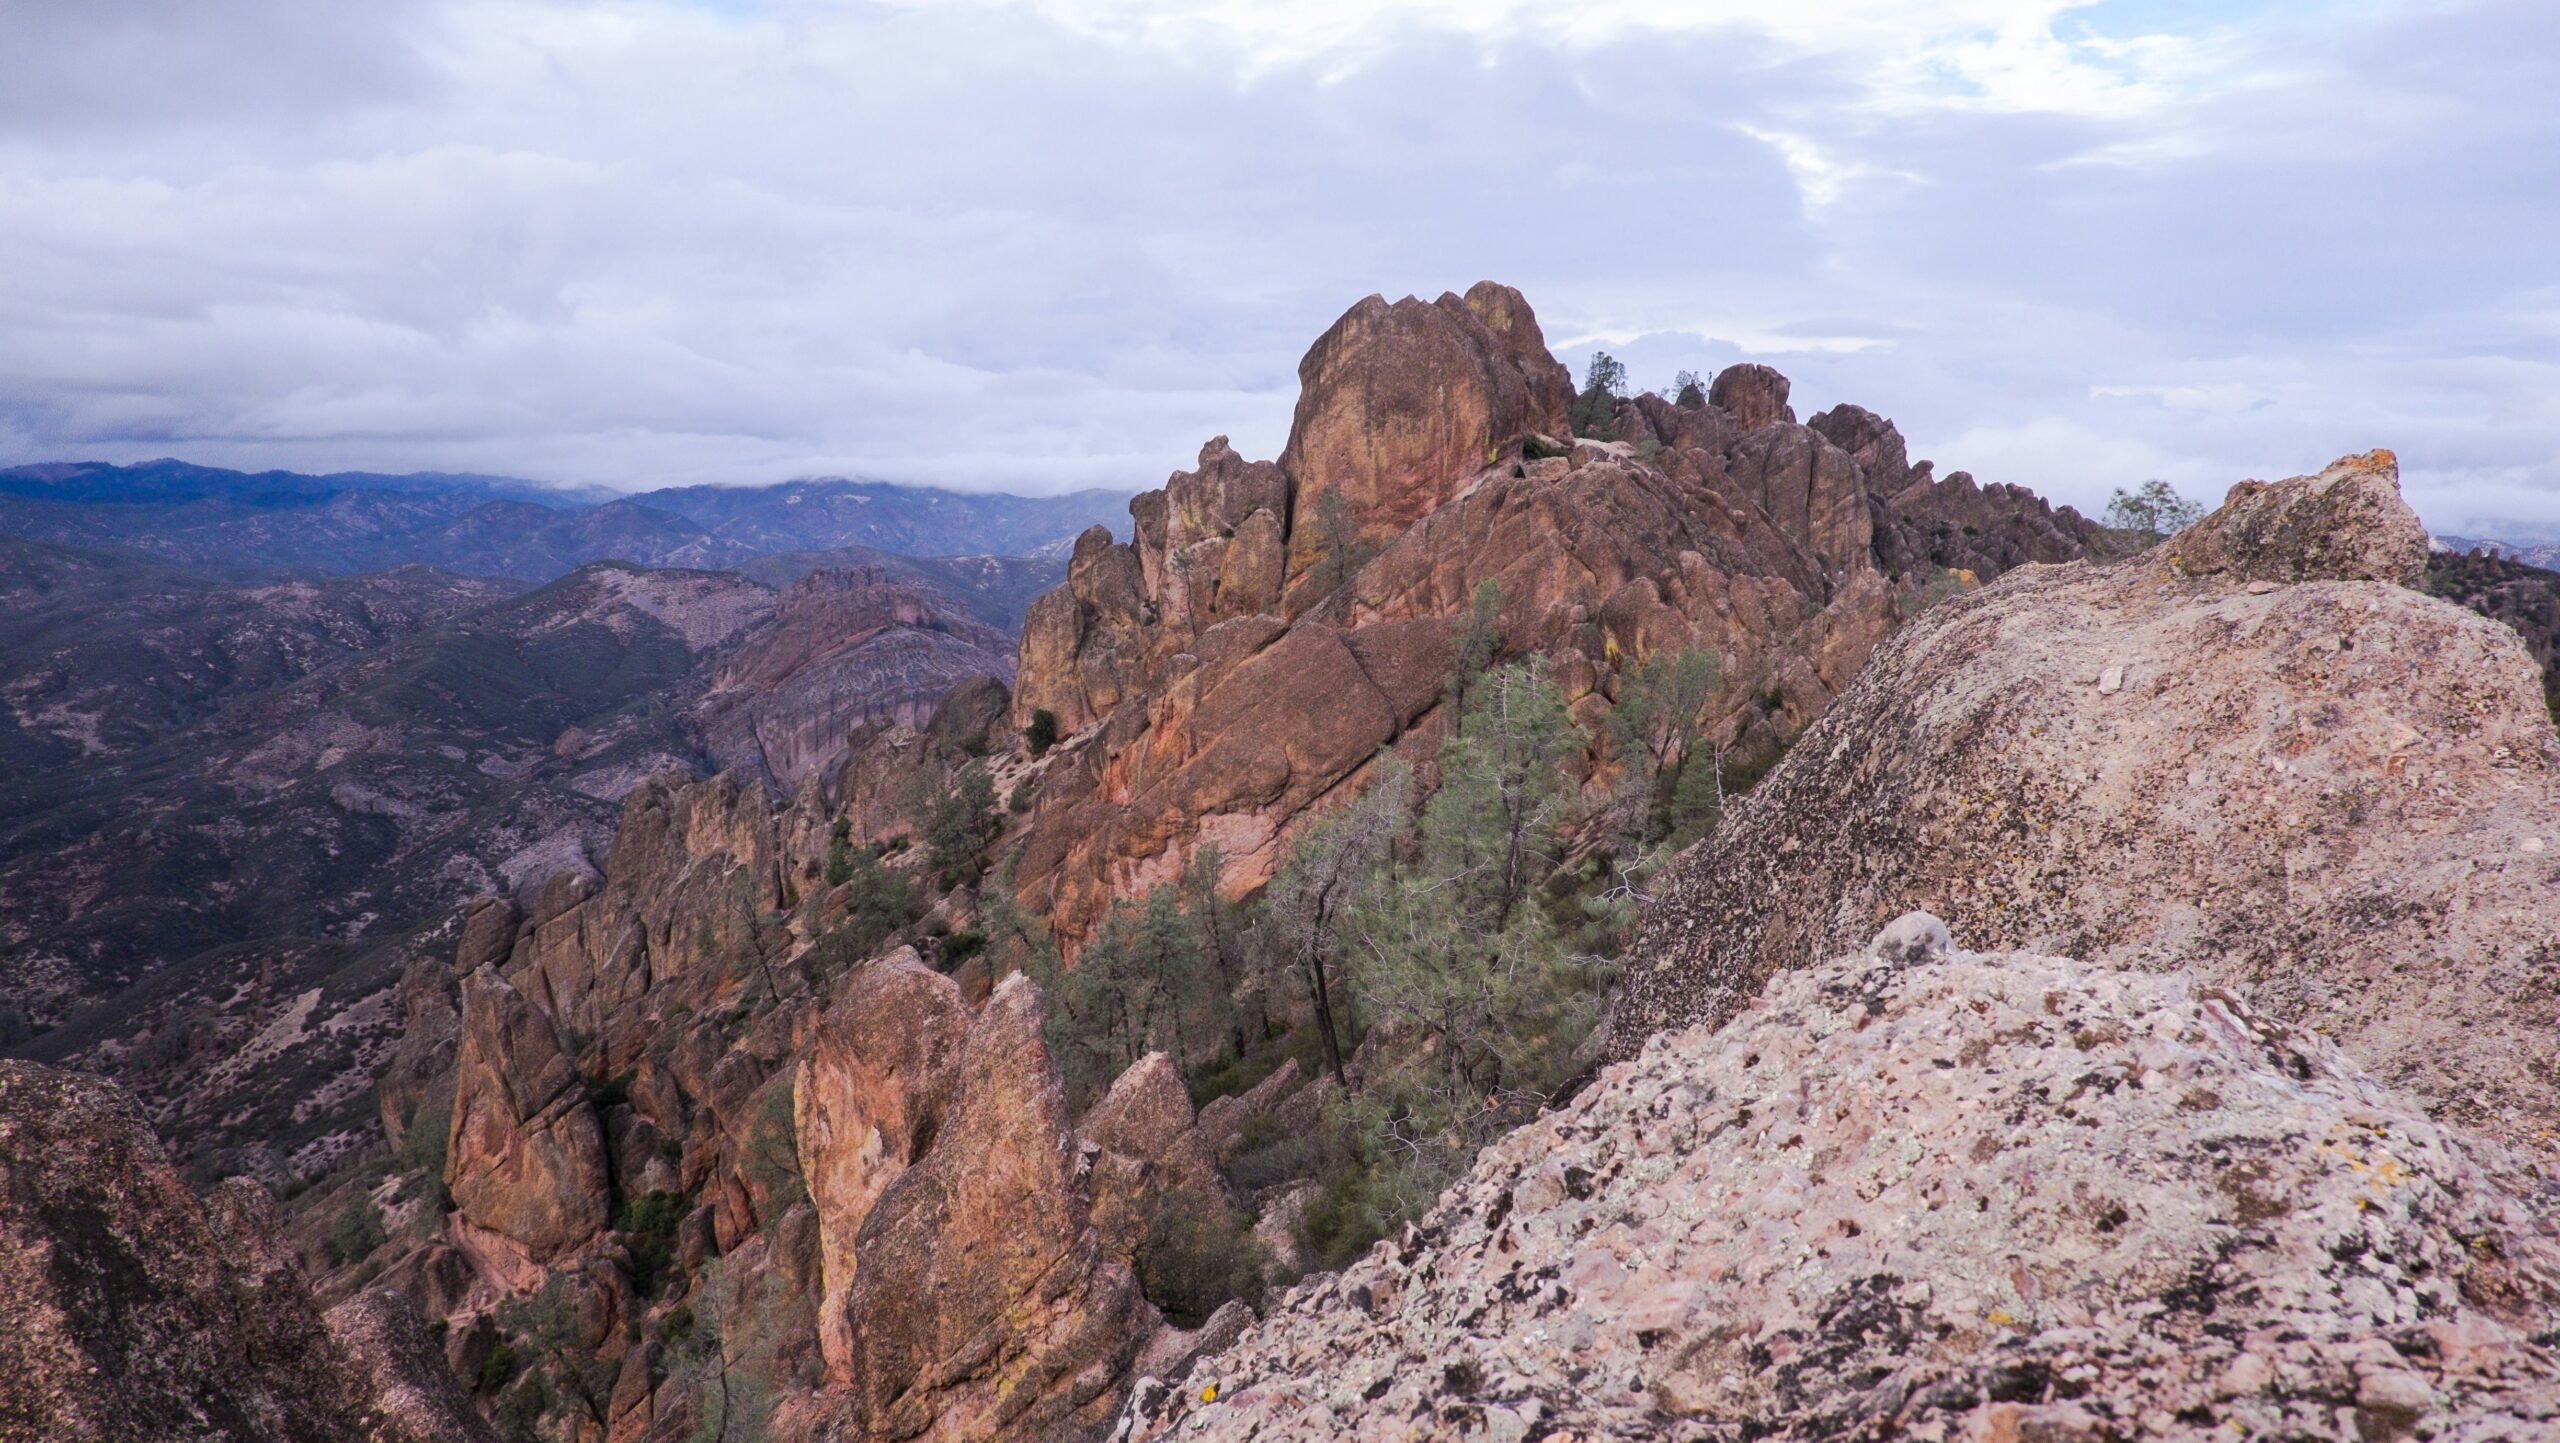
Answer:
(0, 458, 1132, 579)
(2432, 531, 2560, 571)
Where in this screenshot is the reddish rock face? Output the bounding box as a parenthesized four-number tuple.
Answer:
(1277, 286, 1569, 592)
(442, 971, 610, 1274)
(842, 974, 1153, 1442)
(792, 949, 970, 1383)
(1008, 284, 2103, 951)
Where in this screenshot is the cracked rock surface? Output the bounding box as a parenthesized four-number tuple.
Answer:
(1123, 944, 2560, 1442)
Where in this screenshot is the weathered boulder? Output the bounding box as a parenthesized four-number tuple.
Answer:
(843, 974, 1153, 1442)
(1081, 1052, 1229, 1271)
(0, 1061, 479, 1443)
(1129, 940, 2560, 1442)
(442, 971, 609, 1274)
(1614, 452, 2560, 1157)
(791, 948, 971, 1383)
(2163, 449, 2427, 587)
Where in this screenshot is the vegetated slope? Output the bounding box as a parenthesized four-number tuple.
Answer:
(0, 536, 521, 778)
(1614, 452, 2560, 1159)
(0, 459, 1129, 579)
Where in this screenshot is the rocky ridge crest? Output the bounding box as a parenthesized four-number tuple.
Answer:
(1610, 450, 2560, 1157)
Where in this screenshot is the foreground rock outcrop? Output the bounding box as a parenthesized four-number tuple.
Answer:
(1127, 930, 2560, 1442)
(1010, 284, 2102, 947)
(0, 1061, 488, 1443)
(1614, 451, 2560, 1155)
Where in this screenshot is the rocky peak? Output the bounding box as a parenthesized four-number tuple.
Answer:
(1708, 360, 1795, 429)
(1276, 284, 1572, 593)
(1007, 284, 2101, 951)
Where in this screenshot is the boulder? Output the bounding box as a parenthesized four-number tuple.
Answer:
(1080, 1052, 1229, 1270)
(1126, 941, 2560, 1441)
(2162, 449, 2428, 587)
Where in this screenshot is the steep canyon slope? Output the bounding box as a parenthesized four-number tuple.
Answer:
(1, 553, 1017, 1174)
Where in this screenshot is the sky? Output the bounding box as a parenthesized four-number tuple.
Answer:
(1, 0, 2555, 535)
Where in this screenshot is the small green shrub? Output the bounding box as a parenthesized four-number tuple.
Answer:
(475, 1340, 521, 1395)
(584, 1070, 634, 1111)
(614, 1188, 686, 1298)
(1136, 1201, 1267, 1327)
(325, 1196, 387, 1266)
(825, 818, 856, 886)
(1026, 709, 1060, 756)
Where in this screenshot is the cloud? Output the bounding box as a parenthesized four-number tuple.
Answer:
(0, 0, 2551, 536)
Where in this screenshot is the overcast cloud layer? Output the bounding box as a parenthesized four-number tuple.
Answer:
(2, 0, 2554, 534)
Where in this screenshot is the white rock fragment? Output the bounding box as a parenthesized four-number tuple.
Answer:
(1868, 910, 1953, 966)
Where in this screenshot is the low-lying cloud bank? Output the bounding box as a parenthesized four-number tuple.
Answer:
(0, 0, 2552, 534)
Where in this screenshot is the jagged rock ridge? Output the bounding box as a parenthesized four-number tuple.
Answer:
(1007, 283, 2102, 948)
